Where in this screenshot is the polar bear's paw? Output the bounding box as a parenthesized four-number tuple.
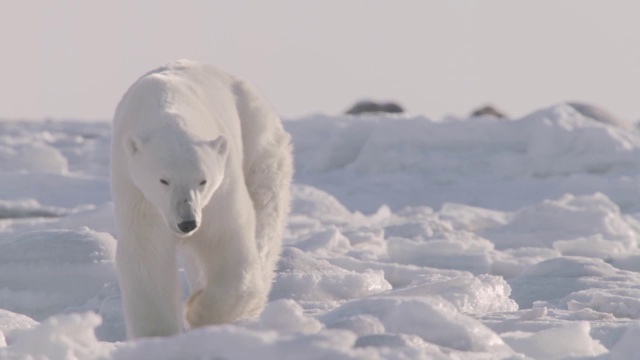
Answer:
(185, 288, 211, 328)
(184, 287, 238, 328)
(185, 286, 267, 329)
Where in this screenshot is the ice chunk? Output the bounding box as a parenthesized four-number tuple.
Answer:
(388, 274, 518, 314)
(509, 256, 640, 308)
(293, 227, 352, 257)
(326, 314, 385, 336)
(290, 185, 383, 226)
(327, 255, 471, 288)
(501, 322, 606, 359)
(387, 237, 494, 274)
(553, 234, 629, 259)
(487, 193, 638, 250)
(321, 296, 513, 354)
(0, 309, 37, 347)
(258, 299, 323, 334)
(271, 247, 391, 303)
(563, 289, 640, 319)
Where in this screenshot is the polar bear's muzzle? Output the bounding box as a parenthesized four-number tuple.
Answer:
(178, 220, 198, 233)
(169, 188, 202, 236)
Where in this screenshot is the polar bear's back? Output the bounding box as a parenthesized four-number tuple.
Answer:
(231, 80, 293, 278)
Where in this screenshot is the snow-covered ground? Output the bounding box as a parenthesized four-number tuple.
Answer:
(2, 104, 640, 359)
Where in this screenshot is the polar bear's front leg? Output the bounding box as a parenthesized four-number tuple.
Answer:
(184, 207, 267, 328)
(184, 263, 266, 328)
(116, 232, 182, 338)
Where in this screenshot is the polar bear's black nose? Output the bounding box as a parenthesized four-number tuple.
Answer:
(178, 220, 197, 233)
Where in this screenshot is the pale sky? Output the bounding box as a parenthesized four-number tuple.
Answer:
(1, 0, 639, 120)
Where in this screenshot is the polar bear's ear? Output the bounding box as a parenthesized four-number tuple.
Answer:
(123, 132, 144, 157)
(208, 135, 228, 158)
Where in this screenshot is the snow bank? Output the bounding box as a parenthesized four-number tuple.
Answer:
(287, 104, 640, 212)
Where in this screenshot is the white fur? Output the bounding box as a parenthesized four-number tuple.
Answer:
(110, 60, 293, 338)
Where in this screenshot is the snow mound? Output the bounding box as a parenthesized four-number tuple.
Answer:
(291, 185, 372, 225)
(501, 322, 607, 360)
(0, 173, 109, 208)
(0, 143, 68, 174)
(0, 199, 70, 219)
(381, 205, 496, 274)
(0, 120, 111, 176)
(568, 101, 632, 130)
(67, 282, 125, 342)
(0, 228, 117, 319)
(54, 202, 117, 235)
(111, 325, 377, 360)
(388, 274, 518, 315)
(271, 247, 391, 304)
(0, 312, 114, 359)
(522, 104, 638, 177)
(562, 289, 640, 319)
(509, 256, 640, 309)
(610, 320, 640, 360)
(321, 296, 514, 354)
(486, 192, 639, 252)
(257, 299, 323, 334)
(0, 309, 37, 348)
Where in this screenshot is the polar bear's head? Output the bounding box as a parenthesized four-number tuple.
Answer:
(123, 132, 228, 237)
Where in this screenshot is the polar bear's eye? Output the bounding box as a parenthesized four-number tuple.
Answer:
(199, 180, 207, 186)
(160, 179, 169, 185)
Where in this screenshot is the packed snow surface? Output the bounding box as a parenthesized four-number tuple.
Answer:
(2, 104, 640, 359)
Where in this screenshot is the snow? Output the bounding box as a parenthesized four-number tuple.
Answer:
(2, 103, 640, 358)
(501, 322, 608, 359)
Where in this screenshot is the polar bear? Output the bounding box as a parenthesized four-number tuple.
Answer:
(110, 60, 293, 338)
